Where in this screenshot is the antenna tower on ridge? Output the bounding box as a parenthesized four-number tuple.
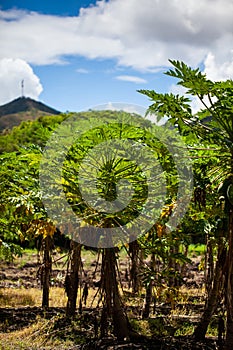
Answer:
(21, 79, 24, 97)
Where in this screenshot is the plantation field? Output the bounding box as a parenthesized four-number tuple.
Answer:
(0, 247, 220, 350)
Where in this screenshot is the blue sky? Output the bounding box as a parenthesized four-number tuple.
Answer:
(0, 0, 233, 112)
(1, 0, 96, 16)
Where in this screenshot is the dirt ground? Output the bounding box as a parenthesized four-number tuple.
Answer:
(0, 249, 205, 290)
(0, 249, 218, 350)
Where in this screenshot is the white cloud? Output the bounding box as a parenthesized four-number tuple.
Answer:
(0, 0, 233, 73)
(0, 58, 43, 105)
(169, 84, 188, 96)
(90, 102, 147, 116)
(115, 75, 147, 83)
(76, 68, 89, 74)
(203, 52, 233, 81)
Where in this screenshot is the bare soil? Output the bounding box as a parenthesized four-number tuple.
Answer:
(0, 250, 218, 350)
(0, 251, 204, 290)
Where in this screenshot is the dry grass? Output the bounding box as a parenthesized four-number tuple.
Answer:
(0, 318, 75, 350)
(0, 248, 210, 349)
(0, 285, 101, 309)
(0, 287, 68, 308)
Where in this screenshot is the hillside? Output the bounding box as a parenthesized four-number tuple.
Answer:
(0, 97, 60, 131)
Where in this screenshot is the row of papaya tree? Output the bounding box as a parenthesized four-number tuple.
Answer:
(0, 60, 232, 349)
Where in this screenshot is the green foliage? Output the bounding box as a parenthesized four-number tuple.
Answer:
(139, 59, 233, 296)
(0, 148, 42, 260)
(0, 241, 22, 262)
(165, 59, 213, 96)
(139, 90, 192, 132)
(139, 60, 233, 150)
(188, 244, 206, 257)
(39, 110, 182, 247)
(0, 114, 69, 153)
(0, 109, 185, 257)
(139, 59, 233, 191)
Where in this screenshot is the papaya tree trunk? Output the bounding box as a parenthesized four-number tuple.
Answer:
(205, 231, 214, 297)
(100, 247, 130, 340)
(193, 232, 225, 340)
(225, 207, 233, 349)
(66, 240, 82, 317)
(129, 240, 140, 293)
(142, 252, 155, 319)
(42, 236, 52, 309)
(168, 240, 181, 288)
(142, 279, 153, 319)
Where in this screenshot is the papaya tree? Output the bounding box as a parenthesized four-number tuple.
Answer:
(140, 201, 192, 319)
(139, 60, 233, 348)
(0, 150, 42, 260)
(39, 109, 192, 339)
(0, 147, 57, 308)
(0, 114, 78, 309)
(0, 152, 24, 261)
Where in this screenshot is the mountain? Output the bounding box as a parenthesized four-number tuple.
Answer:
(0, 97, 61, 131)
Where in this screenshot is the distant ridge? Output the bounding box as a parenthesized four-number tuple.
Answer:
(0, 97, 61, 131)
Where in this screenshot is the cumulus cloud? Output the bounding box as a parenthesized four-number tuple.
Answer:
(0, 0, 232, 73)
(204, 52, 233, 81)
(0, 58, 43, 105)
(115, 75, 147, 83)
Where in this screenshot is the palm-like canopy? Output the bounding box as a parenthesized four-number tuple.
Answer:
(139, 60, 233, 348)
